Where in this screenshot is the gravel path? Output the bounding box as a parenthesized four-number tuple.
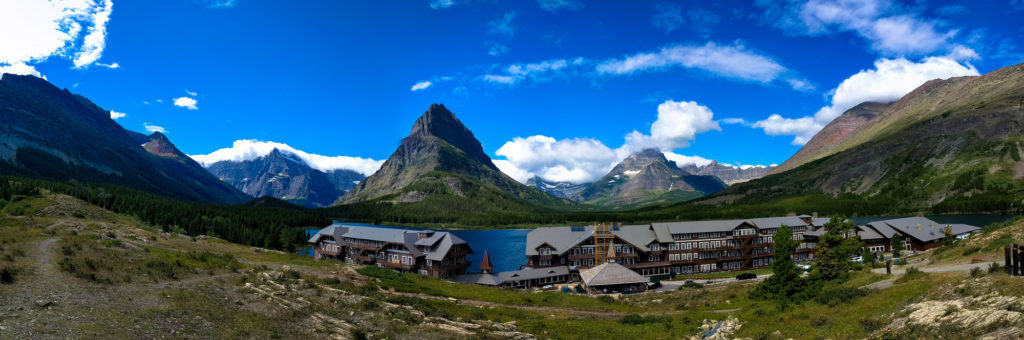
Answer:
(863, 261, 998, 290)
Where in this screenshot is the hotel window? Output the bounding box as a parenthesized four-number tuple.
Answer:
(669, 243, 679, 250)
(650, 243, 661, 251)
(539, 259, 551, 266)
(648, 254, 660, 261)
(427, 260, 433, 267)
(539, 247, 551, 255)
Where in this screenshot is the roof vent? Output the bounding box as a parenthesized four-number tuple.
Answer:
(571, 226, 585, 232)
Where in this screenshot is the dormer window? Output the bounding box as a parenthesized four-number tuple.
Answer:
(538, 247, 552, 255)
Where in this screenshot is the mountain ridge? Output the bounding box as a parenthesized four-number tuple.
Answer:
(0, 74, 249, 204)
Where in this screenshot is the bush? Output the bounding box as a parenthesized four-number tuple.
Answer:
(681, 282, 704, 289)
(813, 287, 867, 307)
(619, 314, 671, 325)
(896, 267, 926, 284)
(357, 266, 409, 283)
(0, 266, 16, 284)
(597, 295, 615, 303)
(970, 267, 984, 278)
(989, 262, 1003, 274)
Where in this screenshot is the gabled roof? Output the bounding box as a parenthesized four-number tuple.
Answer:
(308, 224, 468, 260)
(614, 225, 658, 252)
(856, 225, 885, 240)
(525, 226, 593, 256)
(651, 219, 748, 235)
(865, 217, 980, 243)
(497, 266, 569, 282)
(452, 273, 503, 286)
(747, 216, 815, 230)
(579, 262, 648, 286)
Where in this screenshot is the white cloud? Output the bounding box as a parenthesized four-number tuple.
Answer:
(759, 0, 967, 56)
(652, 2, 684, 34)
(663, 152, 713, 167)
(720, 118, 748, 125)
(621, 100, 721, 153)
(96, 62, 119, 69)
(0, 63, 43, 78)
(752, 114, 823, 145)
(488, 11, 516, 37)
(488, 43, 509, 56)
(189, 139, 384, 176)
(144, 123, 166, 134)
(495, 135, 619, 183)
(0, 0, 114, 71)
(537, 0, 582, 12)
(483, 58, 585, 86)
(410, 81, 432, 91)
(109, 110, 126, 120)
(201, 0, 238, 9)
(185, 89, 198, 96)
(752, 56, 979, 144)
(429, 0, 458, 9)
(495, 100, 721, 183)
(596, 42, 806, 90)
(173, 97, 199, 110)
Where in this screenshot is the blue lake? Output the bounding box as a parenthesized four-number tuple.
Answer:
(300, 214, 1016, 273)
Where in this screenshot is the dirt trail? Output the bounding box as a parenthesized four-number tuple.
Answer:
(863, 261, 998, 290)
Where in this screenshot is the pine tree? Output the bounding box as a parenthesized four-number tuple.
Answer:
(751, 225, 807, 306)
(813, 216, 863, 282)
(891, 233, 904, 257)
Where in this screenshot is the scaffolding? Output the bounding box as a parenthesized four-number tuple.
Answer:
(594, 222, 618, 266)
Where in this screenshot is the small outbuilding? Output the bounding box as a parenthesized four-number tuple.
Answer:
(579, 262, 649, 294)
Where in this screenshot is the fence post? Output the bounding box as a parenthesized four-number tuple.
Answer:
(1007, 245, 1014, 275)
(885, 259, 891, 275)
(1014, 244, 1021, 277)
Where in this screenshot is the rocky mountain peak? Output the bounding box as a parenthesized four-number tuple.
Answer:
(407, 103, 496, 170)
(142, 132, 188, 160)
(614, 148, 671, 173)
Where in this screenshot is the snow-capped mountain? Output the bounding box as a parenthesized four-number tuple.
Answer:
(192, 142, 381, 208)
(525, 176, 590, 200)
(679, 161, 776, 185)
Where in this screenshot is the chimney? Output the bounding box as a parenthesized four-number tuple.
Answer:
(917, 224, 922, 230)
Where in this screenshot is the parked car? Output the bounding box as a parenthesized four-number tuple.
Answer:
(851, 256, 863, 263)
(736, 273, 757, 280)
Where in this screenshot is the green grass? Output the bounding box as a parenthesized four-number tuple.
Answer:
(357, 266, 641, 313)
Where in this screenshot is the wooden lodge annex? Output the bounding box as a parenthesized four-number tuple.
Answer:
(308, 214, 980, 293)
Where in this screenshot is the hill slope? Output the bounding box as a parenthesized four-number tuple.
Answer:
(770, 101, 891, 174)
(0, 75, 248, 204)
(580, 149, 726, 207)
(708, 62, 1024, 212)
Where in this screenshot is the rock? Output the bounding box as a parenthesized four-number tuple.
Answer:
(34, 300, 55, 308)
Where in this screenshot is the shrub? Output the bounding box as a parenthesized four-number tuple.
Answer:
(597, 295, 615, 303)
(357, 266, 409, 283)
(989, 262, 1003, 274)
(970, 267, 984, 278)
(896, 267, 926, 284)
(619, 314, 671, 325)
(0, 266, 16, 284)
(681, 282, 704, 289)
(813, 287, 867, 307)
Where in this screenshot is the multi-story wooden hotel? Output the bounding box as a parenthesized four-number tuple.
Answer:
(308, 223, 473, 279)
(524, 215, 828, 277)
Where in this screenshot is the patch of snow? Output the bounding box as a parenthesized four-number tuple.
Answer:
(623, 170, 640, 177)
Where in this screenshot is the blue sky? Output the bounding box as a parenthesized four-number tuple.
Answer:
(2, 0, 1023, 183)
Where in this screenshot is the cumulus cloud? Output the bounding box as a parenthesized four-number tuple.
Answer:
(109, 110, 126, 120)
(144, 123, 166, 134)
(757, 0, 970, 57)
(621, 100, 721, 153)
(0, 0, 114, 72)
(663, 152, 713, 167)
(494, 100, 721, 183)
(537, 0, 582, 12)
(410, 81, 432, 91)
(752, 56, 979, 144)
(189, 140, 384, 176)
(488, 11, 516, 37)
(596, 42, 807, 90)
(173, 97, 199, 110)
(495, 136, 619, 183)
(0, 63, 43, 78)
(483, 58, 585, 86)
